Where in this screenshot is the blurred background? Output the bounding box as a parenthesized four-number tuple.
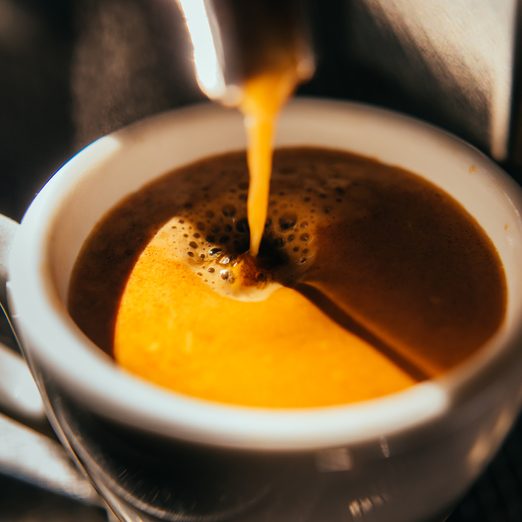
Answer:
(1, 0, 522, 520)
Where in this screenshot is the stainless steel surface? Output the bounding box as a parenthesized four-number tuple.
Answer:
(347, 0, 516, 160)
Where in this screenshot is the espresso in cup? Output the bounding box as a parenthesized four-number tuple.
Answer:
(68, 146, 506, 408)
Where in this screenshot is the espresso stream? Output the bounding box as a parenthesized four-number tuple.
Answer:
(68, 147, 506, 408)
(240, 67, 300, 256)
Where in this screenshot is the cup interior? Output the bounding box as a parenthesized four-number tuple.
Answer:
(9, 99, 522, 450)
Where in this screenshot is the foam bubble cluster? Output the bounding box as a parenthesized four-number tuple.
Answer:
(160, 149, 376, 299)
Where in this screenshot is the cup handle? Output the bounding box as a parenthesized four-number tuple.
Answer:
(0, 213, 101, 505)
(0, 214, 45, 421)
(0, 213, 17, 301)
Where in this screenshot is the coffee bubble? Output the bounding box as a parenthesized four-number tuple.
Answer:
(222, 204, 237, 217)
(154, 147, 389, 300)
(279, 213, 297, 230)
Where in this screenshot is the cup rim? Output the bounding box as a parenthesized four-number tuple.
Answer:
(8, 98, 522, 451)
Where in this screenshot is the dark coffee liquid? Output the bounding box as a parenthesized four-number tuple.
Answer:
(68, 147, 506, 405)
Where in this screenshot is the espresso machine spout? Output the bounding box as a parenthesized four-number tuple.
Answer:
(176, 0, 314, 106)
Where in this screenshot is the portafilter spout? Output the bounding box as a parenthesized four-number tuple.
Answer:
(176, 0, 315, 105)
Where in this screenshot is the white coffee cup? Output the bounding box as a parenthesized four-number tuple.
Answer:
(2, 99, 522, 521)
